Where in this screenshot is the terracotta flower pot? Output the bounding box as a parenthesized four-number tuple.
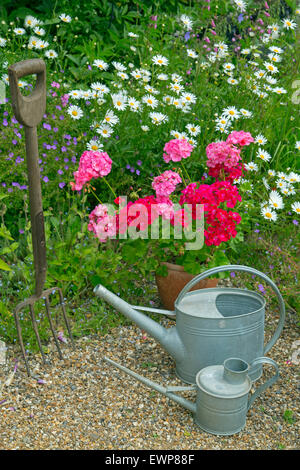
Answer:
(155, 262, 218, 311)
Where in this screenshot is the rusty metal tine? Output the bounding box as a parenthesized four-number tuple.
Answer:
(29, 303, 47, 365)
(44, 295, 63, 360)
(14, 306, 31, 376)
(57, 288, 75, 348)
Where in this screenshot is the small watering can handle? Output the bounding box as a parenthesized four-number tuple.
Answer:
(247, 357, 279, 410)
(175, 265, 285, 354)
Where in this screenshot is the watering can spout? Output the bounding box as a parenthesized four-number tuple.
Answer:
(94, 284, 185, 364)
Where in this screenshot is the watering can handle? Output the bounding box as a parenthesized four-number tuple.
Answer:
(175, 265, 285, 354)
(247, 357, 279, 410)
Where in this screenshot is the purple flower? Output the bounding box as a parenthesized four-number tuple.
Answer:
(12, 139, 18, 145)
(43, 123, 51, 130)
(57, 169, 63, 175)
(258, 284, 265, 294)
(19, 229, 24, 234)
(59, 182, 66, 189)
(43, 176, 49, 183)
(184, 31, 190, 41)
(238, 13, 244, 23)
(61, 146, 67, 152)
(293, 219, 298, 225)
(230, 272, 236, 278)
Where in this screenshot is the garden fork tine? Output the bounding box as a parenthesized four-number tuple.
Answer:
(8, 59, 75, 376)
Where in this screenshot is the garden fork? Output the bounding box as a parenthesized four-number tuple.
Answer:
(8, 59, 75, 376)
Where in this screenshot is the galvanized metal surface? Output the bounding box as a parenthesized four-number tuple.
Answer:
(104, 355, 279, 436)
(8, 59, 74, 376)
(95, 264, 285, 384)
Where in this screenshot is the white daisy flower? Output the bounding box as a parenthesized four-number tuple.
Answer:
(67, 105, 83, 120)
(268, 53, 282, 63)
(261, 206, 278, 221)
(269, 190, 284, 210)
(295, 141, 300, 151)
(265, 75, 277, 85)
(227, 78, 239, 85)
(87, 139, 104, 152)
(222, 106, 240, 120)
(240, 109, 252, 118)
(103, 110, 119, 126)
(14, 28, 26, 35)
(45, 49, 58, 59)
(264, 62, 279, 74)
(33, 27, 45, 36)
(112, 61, 127, 72)
(171, 73, 183, 83)
(36, 39, 49, 50)
(180, 14, 193, 31)
(291, 202, 300, 214)
(117, 72, 129, 80)
(233, 0, 247, 12)
(187, 49, 198, 58)
(24, 16, 39, 28)
(277, 172, 288, 181)
(244, 162, 258, 171)
(128, 32, 139, 38)
(186, 123, 201, 136)
(157, 73, 168, 81)
(142, 94, 159, 109)
(241, 48, 251, 55)
(180, 92, 197, 104)
(80, 90, 92, 100)
(223, 63, 235, 72)
(59, 14, 72, 23)
(255, 70, 267, 79)
(0, 38, 7, 47)
(169, 82, 184, 94)
(111, 93, 127, 111)
(282, 18, 297, 30)
(255, 134, 267, 145)
(257, 148, 271, 162)
(128, 97, 142, 112)
(28, 36, 40, 49)
(152, 55, 169, 66)
(144, 85, 159, 95)
(272, 87, 287, 94)
(268, 169, 276, 177)
(141, 125, 149, 132)
(69, 89, 83, 99)
(131, 70, 142, 80)
(91, 82, 110, 94)
(149, 112, 168, 125)
(287, 172, 300, 184)
(96, 124, 113, 138)
(93, 59, 109, 71)
(269, 46, 284, 54)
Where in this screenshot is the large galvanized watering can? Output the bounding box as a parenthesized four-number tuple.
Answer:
(95, 265, 285, 384)
(104, 355, 279, 436)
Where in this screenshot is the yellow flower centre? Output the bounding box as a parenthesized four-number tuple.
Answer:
(265, 212, 272, 218)
(92, 145, 98, 150)
(105, 117, 110, 121)
(72, 110, 78, 116)
(158, 59, 163, 64)
(229, 110, 235, 115)
(116, 101, 121, 106)
(186, 96, 191, 101)
(103, 129, 108, 134)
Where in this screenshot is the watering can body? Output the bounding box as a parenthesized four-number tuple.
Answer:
(104, 355, 279, 436)
(95, 265, 285, 384)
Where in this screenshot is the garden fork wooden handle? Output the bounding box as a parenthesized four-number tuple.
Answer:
(8, 59, 47, 297)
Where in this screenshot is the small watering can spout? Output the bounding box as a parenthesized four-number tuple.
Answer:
(94, 285, 185, 364)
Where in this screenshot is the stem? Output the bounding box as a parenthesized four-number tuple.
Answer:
(102, 177, 117, 199)
(181, 160, 191, 184)
(90, 187, 103, 205)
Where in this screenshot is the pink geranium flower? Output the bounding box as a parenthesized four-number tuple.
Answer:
(152, 170, 182, 197)
(163, 139, 194, 163)
(226, 130, 254, 147)
(71, 150, 112, 191)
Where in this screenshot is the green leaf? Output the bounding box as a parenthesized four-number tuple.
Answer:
(0, 258, 11, 271)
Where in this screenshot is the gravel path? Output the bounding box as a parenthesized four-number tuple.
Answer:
(0, 305, 299, 450)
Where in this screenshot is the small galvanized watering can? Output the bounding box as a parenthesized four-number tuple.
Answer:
(95, 265, 285, 384)
(104, 355, 279, 436)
